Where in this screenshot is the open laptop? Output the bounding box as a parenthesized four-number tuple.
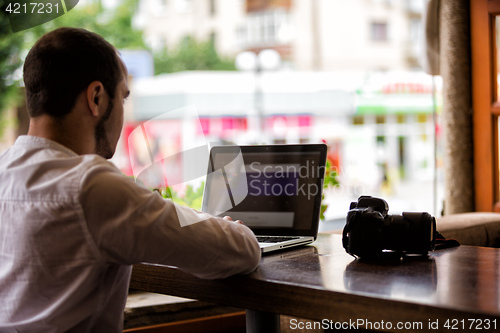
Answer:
(201, 144, 327, 254)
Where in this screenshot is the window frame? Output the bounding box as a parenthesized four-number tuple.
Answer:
(471, 0, 500, 211)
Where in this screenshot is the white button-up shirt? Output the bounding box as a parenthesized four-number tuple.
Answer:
(0, 136, 260, 332)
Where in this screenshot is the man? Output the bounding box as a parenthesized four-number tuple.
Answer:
(0, 27, 260, 332)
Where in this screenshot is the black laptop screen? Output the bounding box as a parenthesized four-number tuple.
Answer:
(202, 144, 327, 237)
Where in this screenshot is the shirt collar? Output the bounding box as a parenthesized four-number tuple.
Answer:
(15, 135, 79, 157)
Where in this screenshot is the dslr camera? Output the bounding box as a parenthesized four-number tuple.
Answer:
(342, 196, 436, 258)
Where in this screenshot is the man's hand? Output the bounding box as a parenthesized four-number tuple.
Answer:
(223, 216, 244, 225)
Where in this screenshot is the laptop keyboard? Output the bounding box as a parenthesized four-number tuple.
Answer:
(256, 236, 300, 243)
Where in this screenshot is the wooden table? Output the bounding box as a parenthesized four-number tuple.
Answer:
(130, 234, 500, 332)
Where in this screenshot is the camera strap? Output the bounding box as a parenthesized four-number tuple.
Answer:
(434, 231, 460, 250)
(342, 209, 359, 252)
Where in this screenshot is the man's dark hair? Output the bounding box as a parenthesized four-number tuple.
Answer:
(23, 27, 123, 118)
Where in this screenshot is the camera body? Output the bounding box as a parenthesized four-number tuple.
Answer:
(342, 196, 436, 258)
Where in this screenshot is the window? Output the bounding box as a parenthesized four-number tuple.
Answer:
(175, 0, 192, 13)
(370, 22, 388, 42)
(417, 114, 428, 123)
(239, 9, 291, 47)
(376, 115, 386, 124)
(210, 32, 216, 48)
(352, 115, 364, 125)
(209, 0, 216, 16)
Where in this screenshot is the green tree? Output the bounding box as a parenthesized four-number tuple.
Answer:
(160, 182, 205, 210)
(25, 0, 146, 50)
(0, 0, 146, 136)
(154, 36, 236, 75)
(0, 2, 24, 123)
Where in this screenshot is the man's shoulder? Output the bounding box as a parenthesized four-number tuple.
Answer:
(79, 153, 119, 171)
(1, 138, 115, 172)
(8, 135, 119, 169)
(0, 136, 124, 196)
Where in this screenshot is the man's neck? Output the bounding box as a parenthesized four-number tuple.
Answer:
(27, 114, 96, 156)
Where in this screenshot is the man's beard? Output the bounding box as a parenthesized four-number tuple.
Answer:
(94, 99, 114, 159)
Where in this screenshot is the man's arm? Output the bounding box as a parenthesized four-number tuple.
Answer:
(79, 160, 260, 279)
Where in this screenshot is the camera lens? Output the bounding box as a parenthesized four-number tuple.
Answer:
(382, 212, 436, 254)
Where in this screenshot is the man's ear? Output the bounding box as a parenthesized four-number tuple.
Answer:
(86, 81, 106, 117)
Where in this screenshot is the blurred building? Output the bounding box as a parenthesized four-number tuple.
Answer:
(135, 0, 424, 71)
(124, 70, 440, 199)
